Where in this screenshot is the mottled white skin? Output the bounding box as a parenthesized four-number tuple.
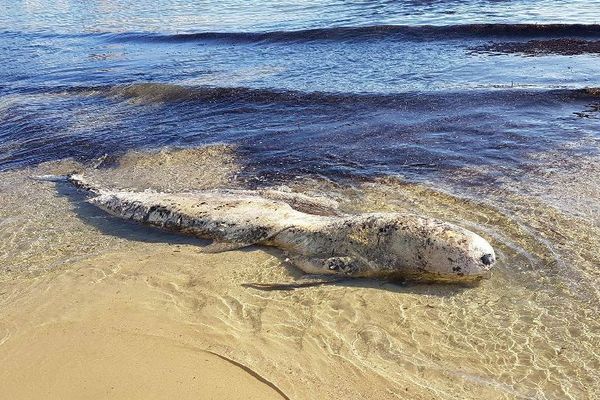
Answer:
(68, 174, 496, 281)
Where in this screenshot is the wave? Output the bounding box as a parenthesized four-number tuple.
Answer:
(57, 83, 600, 108)
(4, 24, 600, 46)
(105, 24, 600, 44)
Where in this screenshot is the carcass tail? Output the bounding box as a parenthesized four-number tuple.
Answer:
(33, 173, 104, 195)
(32, 174, 69, 183)
(66, 174, 104, 194)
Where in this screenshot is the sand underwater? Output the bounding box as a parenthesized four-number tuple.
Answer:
(0, 145, 598, 399)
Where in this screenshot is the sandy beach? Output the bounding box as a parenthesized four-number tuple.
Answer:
(0, 252, 287, 400)
(0, 146, 598, 399)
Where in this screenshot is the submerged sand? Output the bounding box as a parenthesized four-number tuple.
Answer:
(0, 254, 287, 400)
(1, 145, 599, 399)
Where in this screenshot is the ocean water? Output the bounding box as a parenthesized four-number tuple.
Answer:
(1, 1, 600, 399)
(1, 0, 600, 179)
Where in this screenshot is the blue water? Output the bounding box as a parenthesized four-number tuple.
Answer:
(1, 0, 599, 183)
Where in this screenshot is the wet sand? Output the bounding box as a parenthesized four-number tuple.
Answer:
(1, 145, 599, 399)
(0, 254, 287, 400)
(0, 148, 285, 399)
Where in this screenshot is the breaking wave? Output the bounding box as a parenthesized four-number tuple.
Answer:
(103, 24, 600, 44)
(83, 83, 600, 107)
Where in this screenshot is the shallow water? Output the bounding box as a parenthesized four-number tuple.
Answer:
(1, 1, 599, 399)
(1, 146, 599, 399)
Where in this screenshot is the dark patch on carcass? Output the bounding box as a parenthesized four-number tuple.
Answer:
(481, 253, 495, 266)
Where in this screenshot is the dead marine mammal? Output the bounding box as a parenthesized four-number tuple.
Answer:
(42, 174, 496, 281)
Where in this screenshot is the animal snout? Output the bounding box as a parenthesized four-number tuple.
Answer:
(480, 253, 495, 266)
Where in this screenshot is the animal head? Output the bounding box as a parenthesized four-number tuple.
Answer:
(416, 225, 496, 280)
(379, 215, 496, 281)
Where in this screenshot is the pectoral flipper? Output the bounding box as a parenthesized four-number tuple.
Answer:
(288, 256, 365, 276)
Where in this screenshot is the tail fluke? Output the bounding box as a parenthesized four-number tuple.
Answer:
(32, 174, 69, 182)
(32, 173, 104, 195)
